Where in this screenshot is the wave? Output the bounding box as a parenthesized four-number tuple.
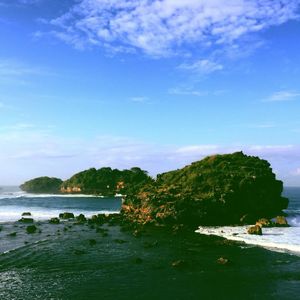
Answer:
(196, 225, 300, 256)
(0, 192, 107, 200)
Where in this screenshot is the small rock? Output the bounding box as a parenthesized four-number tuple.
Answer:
(247, 225, 262, 235)
(7, 232, 17, 237)
(171, 260, 185, 268)
(74, 249, 86, 255)
(59, 212, 75, 219)
(18, 217, 34, 223)
(76, 214, 87, 223)
(275, 216, 289, 227)
(133, 257, 143, 264)
(26, 225, 37, 234)
(22, 212, 31, 216)
(143, 240, 158, 248)
(114, 239, 127, 244)
(49, 217, 60, 224)
(217, 257, 230, 265)
(88, 239, 97, 246)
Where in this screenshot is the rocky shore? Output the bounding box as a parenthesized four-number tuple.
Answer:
(0, 210, 300, 300)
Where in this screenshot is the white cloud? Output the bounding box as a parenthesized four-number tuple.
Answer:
(264, 90, 300, 102)
(179, 59, 224, 74)
(47, 0, 300, 57)
(293, 168, 300, 176)
(130, 96, 149, 103)
(168, 87, 207, 97)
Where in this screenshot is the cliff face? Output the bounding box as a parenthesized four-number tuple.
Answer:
(121, 152, 289, 227)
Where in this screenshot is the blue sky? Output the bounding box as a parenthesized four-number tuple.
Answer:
(0, 0, 300, 185)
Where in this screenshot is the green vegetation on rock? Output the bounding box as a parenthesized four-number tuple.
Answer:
(121, 152, 289, 227)
(20, 177, 63, 194)
(61, 167, 153, 196)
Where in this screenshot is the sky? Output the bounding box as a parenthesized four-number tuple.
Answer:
(0, 0, 300, 186)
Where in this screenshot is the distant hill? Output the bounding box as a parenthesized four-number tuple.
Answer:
(20, 167, 153, 196)
(20, 177, 63, 194)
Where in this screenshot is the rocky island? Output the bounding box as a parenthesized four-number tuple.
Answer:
(121, 152, 288, 228)
(20, 167, 153, 196)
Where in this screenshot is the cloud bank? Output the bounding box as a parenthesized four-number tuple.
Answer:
(49, 0, 300, 57)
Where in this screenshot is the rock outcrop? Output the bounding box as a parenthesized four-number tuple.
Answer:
(121, 152, 289, 228)
(247, 225, 262, 235)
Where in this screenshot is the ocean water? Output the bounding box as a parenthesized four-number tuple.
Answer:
(0, 186, 121, 223)
(1, 186, 300, 299)
(197, 187, 300, 255)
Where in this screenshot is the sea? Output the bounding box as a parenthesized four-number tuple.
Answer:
(0, 186, 121, 222)
(0, 186, 300, 299)
(197, 187, 300, 256)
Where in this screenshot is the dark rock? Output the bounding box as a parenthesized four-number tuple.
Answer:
(49, 217, 60, 224)
(76, 214, 87, 223)
(143, 240, 158, 248)
(18, 217, 34, 223)
(133, 257, 143, 264)
(114, 239, 127, 244)
(7, 232, 17, 237)
(59, 212, 75, 219)
(88, 239, 97, 246)
(26, 225, 37, 234)
(74, 249, 86, 255)
(22, 212, 31, 216)
(247, 225, 262, 235)
(275, 216, 289, 227)
(0, 226, 2, 232)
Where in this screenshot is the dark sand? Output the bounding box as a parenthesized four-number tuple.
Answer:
(1, 220, 300, 300)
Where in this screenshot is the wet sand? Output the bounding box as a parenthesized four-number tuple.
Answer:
(1, 219, 300, 299)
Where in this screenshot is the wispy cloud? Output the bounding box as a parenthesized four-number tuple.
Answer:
(130, 96, 149, 103)
(46, 0, 300, 57)
(293, 168, 300, 176)
(179, 59, 224, 74)
(168, 87, 207, 97)
(247, 122, 276, 129)
(263, 90, 300, 102)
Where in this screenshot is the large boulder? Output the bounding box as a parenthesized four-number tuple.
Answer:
(247, 225, 262, 235)
(121, 152, 289, 227)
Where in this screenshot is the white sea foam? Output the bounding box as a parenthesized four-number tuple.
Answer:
(196, 225, 300, 255)
(0, 191, 105, 200)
